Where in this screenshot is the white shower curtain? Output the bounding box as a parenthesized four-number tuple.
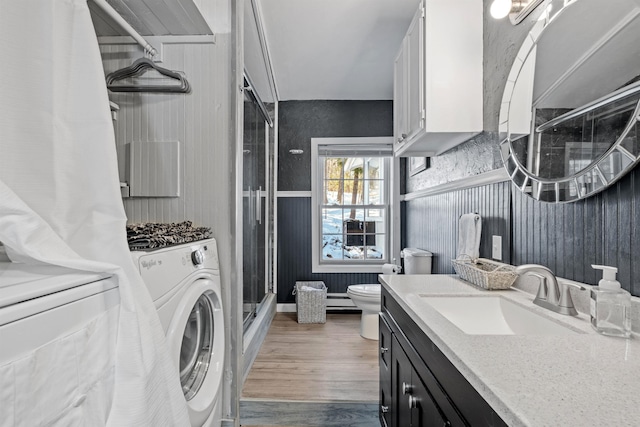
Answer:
(0, 1, 190, 426)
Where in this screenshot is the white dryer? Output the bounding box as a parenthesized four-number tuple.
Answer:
(0, 258, 120, 425)
(131, 239, 224, 427)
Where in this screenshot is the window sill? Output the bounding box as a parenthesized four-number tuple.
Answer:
(311, 264, 385, 274)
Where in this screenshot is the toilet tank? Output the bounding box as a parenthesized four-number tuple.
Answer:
(401, 248, 433, 274)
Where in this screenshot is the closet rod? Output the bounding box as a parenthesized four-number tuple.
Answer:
(90, 0, 158, 58)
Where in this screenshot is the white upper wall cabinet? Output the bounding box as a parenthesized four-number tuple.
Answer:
(394, 0, 483, 157)
(393, 42, 407, 147)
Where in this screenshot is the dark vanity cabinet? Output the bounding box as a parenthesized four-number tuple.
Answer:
(379, 287, 507, 427)
(379, 312, 393, 427)
(379, 312, 457, 427)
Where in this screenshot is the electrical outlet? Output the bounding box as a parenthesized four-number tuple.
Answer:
(492, 235, 502, 261)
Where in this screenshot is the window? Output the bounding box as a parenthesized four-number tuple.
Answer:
(311, 137, 396, 273)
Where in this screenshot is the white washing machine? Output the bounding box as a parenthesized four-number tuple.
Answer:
(131, 239, 224, 427)
(0, 257, 120, 425)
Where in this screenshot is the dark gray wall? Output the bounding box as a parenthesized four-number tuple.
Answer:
(406, 166, 640, 297)
(404, 0, 640, 296)
(278, 100, 393, 191)
(405, 182, 512, 274)
(277, 100, 393, 303)
(277, 197, 380, 303)
(511, 168, 640, 296)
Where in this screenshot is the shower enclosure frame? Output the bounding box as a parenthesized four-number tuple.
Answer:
(242, 72, 274, 331)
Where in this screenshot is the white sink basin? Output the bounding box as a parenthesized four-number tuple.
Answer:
(419, 295, 578, 335)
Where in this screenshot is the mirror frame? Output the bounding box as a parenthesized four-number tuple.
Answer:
(499, 0, 640, 203)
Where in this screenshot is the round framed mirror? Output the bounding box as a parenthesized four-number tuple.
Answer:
(499, 0, 640, 203)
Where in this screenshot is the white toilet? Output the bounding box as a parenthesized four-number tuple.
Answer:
(347, 248, 433, 340)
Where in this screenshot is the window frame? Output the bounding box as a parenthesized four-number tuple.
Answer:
(311, 137, 399, 273)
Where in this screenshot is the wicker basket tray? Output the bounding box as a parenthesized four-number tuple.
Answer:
(451, 256, 517, 290)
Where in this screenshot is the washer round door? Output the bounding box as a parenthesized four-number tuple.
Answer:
(166, 276, 224, 427)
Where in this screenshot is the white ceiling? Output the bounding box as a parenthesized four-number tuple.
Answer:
(256, 0, 421, 101)
(90, 0, 420, 102)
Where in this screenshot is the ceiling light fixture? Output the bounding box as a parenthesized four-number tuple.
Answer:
(490, 0, 546, 25)
(490, 0, 512, 19)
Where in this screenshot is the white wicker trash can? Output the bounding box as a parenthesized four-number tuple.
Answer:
(293, 281, 327, 324)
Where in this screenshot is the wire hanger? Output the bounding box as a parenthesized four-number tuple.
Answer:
(106, 57, 191, 93)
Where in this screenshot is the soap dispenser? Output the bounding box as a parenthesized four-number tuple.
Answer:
(590, 265, 631, 338)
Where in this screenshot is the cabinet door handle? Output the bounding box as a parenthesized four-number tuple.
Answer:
(381, 405, 389, 413)
(402, 382, 413, 395)
(380, 347, 389, 354)
(408, 395, 418, 409)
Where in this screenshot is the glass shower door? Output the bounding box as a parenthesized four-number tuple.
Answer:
(242, 83, 268, 329)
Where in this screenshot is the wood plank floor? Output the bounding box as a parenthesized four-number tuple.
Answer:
(239, 401, 379, 427)
(241, 312, 379, 402)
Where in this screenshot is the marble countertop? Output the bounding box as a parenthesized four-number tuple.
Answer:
(379, 274, 640, 427)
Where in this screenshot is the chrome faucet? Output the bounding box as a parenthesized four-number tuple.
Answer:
(514, 264, 584, 316)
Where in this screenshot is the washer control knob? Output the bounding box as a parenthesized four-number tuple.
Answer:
(191, 249, 204, 266)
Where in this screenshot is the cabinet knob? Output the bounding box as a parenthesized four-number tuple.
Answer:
(381, 405, 389, 413)
(408, 395, 418, 409)
(380, 347, 389, 354)
(402, 382, 413, 395)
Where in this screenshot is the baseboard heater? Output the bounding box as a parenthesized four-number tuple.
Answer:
(326, 292, 358, 311)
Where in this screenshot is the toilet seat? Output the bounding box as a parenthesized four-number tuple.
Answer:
(347, 284, 381, 298)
